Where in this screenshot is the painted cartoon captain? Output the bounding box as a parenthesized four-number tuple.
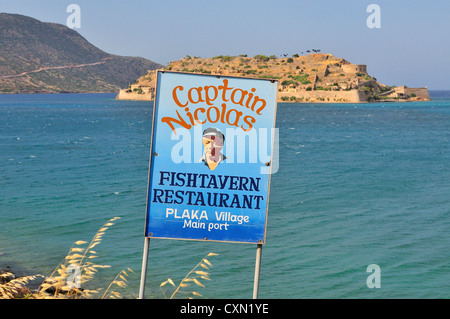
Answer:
(201, 127, 226, 170)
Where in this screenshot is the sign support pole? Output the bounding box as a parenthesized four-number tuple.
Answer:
(252, 243, 263, 299)
(138, 237, 151, 299)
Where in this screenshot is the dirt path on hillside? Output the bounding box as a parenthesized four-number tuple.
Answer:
(0, 57, 112, 79)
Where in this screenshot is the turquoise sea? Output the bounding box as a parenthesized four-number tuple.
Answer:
(0, 92, 449, 299)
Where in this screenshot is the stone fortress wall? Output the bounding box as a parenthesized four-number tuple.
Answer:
(395, 86, 430, 100)
(341, 64, 367, 74)
(278, 89, 369, 103)
(116, 84, 155, 101)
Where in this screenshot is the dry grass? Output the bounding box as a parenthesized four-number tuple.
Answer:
(1, 216, 133, 299)
(2, 217, 219, 299)
(160, 252, 219, 299)
(36, 216, 127, 299)
(101, 267, 134, 299)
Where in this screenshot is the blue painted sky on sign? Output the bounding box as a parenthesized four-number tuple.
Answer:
(145, 72, 277, 243)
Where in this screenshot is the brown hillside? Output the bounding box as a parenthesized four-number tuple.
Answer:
(0, 13, 162, 94)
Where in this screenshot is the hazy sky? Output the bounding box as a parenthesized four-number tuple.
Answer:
(2, 0, 449, 89)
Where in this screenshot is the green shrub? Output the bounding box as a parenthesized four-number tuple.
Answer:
(292, 74, 310, 84)
(253, 55, 269, 62)
(258, 75, 282, 79)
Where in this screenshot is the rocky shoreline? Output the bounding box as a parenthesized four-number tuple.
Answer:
(0, 267, 36, 298)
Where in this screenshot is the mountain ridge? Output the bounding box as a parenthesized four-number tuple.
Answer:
(0, 13, 162, 93)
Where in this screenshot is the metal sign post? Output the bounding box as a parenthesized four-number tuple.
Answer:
(138, 71, 277, 299)
(252, 243, 263, 299)
(138, 237, 150, 299)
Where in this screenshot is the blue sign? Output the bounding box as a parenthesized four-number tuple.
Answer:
(145, 71, 278, 244)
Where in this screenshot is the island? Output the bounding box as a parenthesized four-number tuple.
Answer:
(116, 53, 430, 103)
